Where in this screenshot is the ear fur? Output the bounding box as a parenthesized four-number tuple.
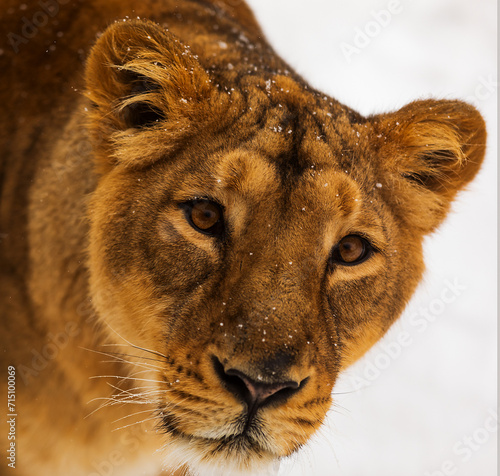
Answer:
(84, 20, 216, 169)
(370, 99, 487, 232)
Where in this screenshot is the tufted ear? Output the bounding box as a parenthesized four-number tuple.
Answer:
(84, 19, 216, 169)
(370, 99, 486, 233)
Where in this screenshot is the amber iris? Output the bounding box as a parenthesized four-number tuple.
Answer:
(191, 201, 221, 230)
(180, 199, 224, 236)
(329, 234, 373, 266)
(337, 235, 365, 263)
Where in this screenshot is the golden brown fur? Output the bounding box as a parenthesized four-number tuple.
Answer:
(0, 1, 486, 475)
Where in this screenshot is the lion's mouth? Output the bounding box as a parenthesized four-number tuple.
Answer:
(159, 410, 279, 460)
(160, 411, 269, 450)
(158, 410, 282, 475)
(155, 358, 317, 472)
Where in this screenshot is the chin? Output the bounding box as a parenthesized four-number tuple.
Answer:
(159, 413, 296, 476)
(161, 438, 280, 476)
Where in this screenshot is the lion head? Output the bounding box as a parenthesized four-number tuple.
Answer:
(84, 20, 485, 475)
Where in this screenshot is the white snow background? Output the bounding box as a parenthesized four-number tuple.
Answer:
(244, 1, 497, 475)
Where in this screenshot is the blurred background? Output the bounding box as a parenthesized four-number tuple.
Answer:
(245, 1, 497, 475)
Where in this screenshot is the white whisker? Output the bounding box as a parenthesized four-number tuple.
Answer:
(98, 323, 168, 360)
(89, 375, 164, 384)
(112, 415, 160, 432)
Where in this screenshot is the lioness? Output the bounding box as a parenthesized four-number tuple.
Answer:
(0, 1, 486, 475)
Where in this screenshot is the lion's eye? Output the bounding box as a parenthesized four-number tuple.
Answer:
(330, 235, 372, 266)
(179, 199, 224, 236)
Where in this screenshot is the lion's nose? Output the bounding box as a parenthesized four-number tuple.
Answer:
(212, 356, 308, 413)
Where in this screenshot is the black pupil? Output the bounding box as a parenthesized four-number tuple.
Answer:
(202, 209, 215, 220)
(342, 242, 354, 252)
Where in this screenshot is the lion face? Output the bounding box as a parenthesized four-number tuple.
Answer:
(85, 20, 485, 474)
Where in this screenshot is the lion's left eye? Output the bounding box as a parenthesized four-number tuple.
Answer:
(179, 199, 225, 237)
(330, 235, 372, 266)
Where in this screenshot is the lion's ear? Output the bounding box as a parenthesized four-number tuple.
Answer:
(370, 99, 486, 233)
(84, 20, 215, 169)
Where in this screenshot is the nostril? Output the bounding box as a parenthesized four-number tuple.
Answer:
(225, 368, 302, 408)
(212, 356, 308, 412)
(212, 357, 252, 404)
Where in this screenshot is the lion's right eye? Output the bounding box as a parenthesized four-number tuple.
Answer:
(179, 199, 225, 237)
(330, 234, 373, 266)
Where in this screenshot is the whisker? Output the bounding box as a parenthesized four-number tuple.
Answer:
(104, 350, 164, 364)
(112, 408, 157, 424)
(81, 347, 163, 371)
(331, 389, 357, 396)
(97, 348, 164, 365)
(86, 383, 164, 414)
(112, 415, 160, 432)
(89, 375, 164, 384)
(98, 324, 168, 360)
